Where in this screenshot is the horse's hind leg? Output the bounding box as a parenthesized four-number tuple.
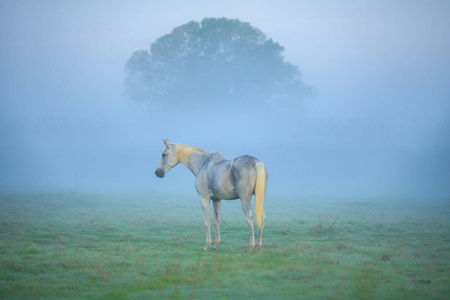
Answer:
(212, 200, 221, 250)
(200, 196, 211, 251)
(256, 213, 265, 251)
(241, 197, 255, 252)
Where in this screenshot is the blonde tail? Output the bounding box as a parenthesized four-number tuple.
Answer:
(255, 162, 267, 229)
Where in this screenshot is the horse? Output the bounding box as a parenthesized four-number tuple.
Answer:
(155, 139, 268, 252)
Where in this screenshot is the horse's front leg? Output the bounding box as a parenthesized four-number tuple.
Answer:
(200, 196, 211, 251)
(213, 200, 221, 250)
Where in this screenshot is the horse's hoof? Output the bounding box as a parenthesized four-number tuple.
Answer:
(213, 246, 220, 251)
(203, 245, 210, 251)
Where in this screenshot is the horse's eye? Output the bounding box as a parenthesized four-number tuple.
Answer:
(162, 153, 167, 157)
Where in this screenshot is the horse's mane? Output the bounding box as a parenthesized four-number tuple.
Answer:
(175, 144, 206, 165)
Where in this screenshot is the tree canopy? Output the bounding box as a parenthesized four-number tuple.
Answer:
(125, 18, 313, 108)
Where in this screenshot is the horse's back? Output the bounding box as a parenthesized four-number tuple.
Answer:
(231, 155, 260, 171)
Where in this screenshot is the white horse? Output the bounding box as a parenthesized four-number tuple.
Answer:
(155, 140, 268, 252)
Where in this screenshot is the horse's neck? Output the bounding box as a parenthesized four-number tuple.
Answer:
(176, 145, 205, 177)
(185, 151, 205, 176)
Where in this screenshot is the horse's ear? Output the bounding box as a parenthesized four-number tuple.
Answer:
(163, 139, 170, 148)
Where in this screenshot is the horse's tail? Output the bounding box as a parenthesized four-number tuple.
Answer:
(255, 162, 267, 229)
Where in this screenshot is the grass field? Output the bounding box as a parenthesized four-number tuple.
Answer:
(0, 193, 449, 299)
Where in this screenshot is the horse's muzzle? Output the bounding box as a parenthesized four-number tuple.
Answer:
(155, 168, 165, 178)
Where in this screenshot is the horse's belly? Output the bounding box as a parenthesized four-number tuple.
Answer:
(210, 179, 238, 200)
(212, 188, 239, 200)
(207, 161, 239, 200)
(209, 167, 239, 200)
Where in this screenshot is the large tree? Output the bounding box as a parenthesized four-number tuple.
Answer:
(125, 18, 313, 108)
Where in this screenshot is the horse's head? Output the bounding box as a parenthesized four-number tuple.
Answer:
(155, 139, 178, 178)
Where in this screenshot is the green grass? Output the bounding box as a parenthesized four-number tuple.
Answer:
(0, 193, 449, 299)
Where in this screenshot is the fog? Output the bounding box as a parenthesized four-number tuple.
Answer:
(1, 1, 449, 199)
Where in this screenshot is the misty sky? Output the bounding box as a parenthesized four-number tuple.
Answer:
(1, 1, 449, 198)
